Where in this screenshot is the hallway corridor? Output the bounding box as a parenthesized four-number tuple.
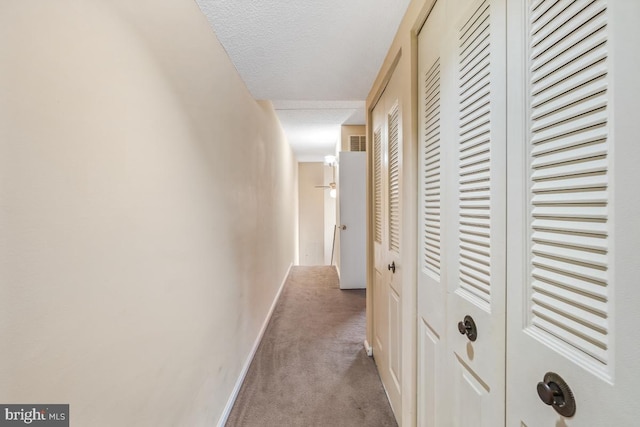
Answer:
(226, 266, 397, 426)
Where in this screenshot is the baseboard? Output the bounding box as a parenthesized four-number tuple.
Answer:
(364, 339, 373, 357)
(216, 262, 293, 427)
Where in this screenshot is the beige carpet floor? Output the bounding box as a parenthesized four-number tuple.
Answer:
(226, 266, 397, 427)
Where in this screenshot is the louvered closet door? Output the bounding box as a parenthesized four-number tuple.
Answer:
(444, 0, 507, 425)
(371, 64, 403, 422)
(506, 1, 640, 425)
(371, 116, 390, 409)
(372, 122, 387, 361)
(418, 0, 506, 424)
(385, 100, 403, 415)
(417, 1, 449, 426)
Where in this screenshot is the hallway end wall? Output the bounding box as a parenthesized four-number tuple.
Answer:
(0, 1, 297, 426)
(298, 162, 325, 266)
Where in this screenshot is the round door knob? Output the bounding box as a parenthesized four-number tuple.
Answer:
(387, 261, 396, 273)
(536, 372, 576, 417)
(457, 321, 468, 335)
(457, 315, 477, 341)
(537, 381, 564, 406)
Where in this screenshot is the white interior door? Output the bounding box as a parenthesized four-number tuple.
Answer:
(338, 151, 366, 289)
(446, 0, 507, 425)
(417, 2, 448, 426)
(372, 122, 388, 375)
(418, 0, 506, 425)
(371, 67, 403, 422)
(506, 1, 640, 425)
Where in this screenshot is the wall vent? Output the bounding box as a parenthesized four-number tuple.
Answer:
(350, 135, 367, 151)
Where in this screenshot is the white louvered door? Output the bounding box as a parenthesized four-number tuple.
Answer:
(372, 124, 388, 388)
(386, 100, 403, 415)
(506, 1, 640, 425)
(371, 65, 403, 422)
(417, 1, 449, 426)
(446, 0, 506, 425)
(417, 0, 507, 425)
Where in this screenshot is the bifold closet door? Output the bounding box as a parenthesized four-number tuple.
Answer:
(506, 1, 640, 425)
(417, 1, 447, 426)
(371, 65, 403, 422)
(417, 0, 507, 425)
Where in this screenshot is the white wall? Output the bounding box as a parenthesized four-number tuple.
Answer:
(0, 1, 297, 426)
(298, 163, 325, 265)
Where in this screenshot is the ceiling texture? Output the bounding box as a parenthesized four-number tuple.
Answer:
(196, 0, 411, 162)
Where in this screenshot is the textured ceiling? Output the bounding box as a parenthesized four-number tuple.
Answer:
(196, 0, 411, 161)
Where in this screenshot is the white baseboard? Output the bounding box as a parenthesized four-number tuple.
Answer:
(216, 263, 293, 427)
(364, 339, 373, 357)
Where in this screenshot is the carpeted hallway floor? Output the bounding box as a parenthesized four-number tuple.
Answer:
(226, 266, 397, 427)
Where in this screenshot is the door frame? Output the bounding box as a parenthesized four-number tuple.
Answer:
(365, 1, 437, 424)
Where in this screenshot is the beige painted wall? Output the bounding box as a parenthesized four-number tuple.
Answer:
(298, 163, 325, 265)
(0, 1, 298, 426)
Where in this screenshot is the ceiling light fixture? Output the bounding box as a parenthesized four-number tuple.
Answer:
(324, 155, 337, 166)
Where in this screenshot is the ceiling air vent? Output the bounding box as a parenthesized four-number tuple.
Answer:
(349, 135, 366, 152)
